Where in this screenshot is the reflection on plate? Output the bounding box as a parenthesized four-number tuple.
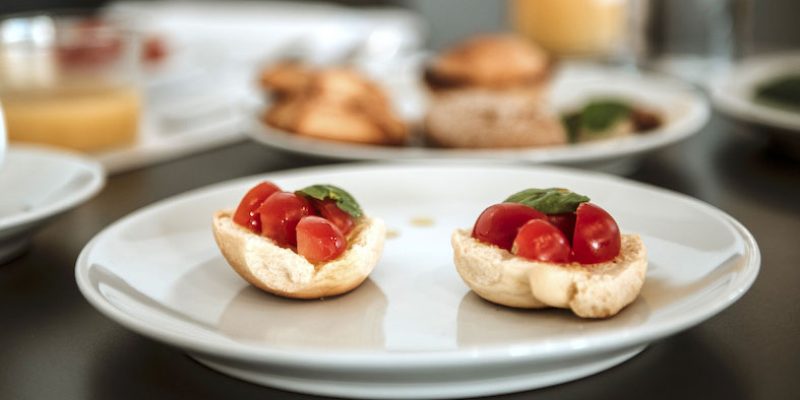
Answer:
(713, 52, 800, 132)
(75, 163, 758, 399)
(0, 145, 105, 263)
(246, 65, 709, 173)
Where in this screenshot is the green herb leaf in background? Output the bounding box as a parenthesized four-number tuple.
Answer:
(580, 100, 631, 132)
(754, 75, 800, 111)
(297, 184, 363, 218)
(505, 188, 590, 214)
(562, 113, 582, 143)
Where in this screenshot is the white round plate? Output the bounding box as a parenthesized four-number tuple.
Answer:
(75, 163, 758, 399)
(246, 65, 709, 171)
(0, 145, 105, 263)
(713, 52, 800, 132)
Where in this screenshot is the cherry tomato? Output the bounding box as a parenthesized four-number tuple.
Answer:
(312, 199, 355, 235)
(572, 203, 621, 264)
(233, 181, 281, 233)
(512, 219, 571, 263)
(258, 192, 314, 247)
(547, 213, 577, 244)
(296, 216, 346, 263)
(472, 203, 546, 250)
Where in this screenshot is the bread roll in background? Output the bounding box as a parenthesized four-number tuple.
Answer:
(423, 34, 566, 149)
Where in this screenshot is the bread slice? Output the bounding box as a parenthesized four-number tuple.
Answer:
(425, 90, 567, 148)
(212, 210, 386, 299)
(452, 229, 548, 309)
(424, 34, 551, 91)
(452, 229, 647, 317)
(528, 234, 647, 318)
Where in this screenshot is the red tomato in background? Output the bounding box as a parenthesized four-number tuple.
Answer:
(296, 216, 346, 263)
(512, 219, 571, 263)
(472, 203, 546, 250)
(572, 203, 621, 264)
(232, 181, 281, 233)
(312, 199, 355, 235)
(258, 192, 314, 247)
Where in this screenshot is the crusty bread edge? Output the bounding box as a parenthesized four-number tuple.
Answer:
(212, 210, 385, 299)
(528, 234, 647, 318)
(452, 229, 647, 317)
(452, 229, 548, 309)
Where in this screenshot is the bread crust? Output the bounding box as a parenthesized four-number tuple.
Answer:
(452, 229, 647, 317)
(212, 210, 386, 299)
(529, 234, 647, 318)
(452, 229, 547, 308)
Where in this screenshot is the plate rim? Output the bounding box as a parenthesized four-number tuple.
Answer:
(0, 144, 106, 230)
(245, 69, 710, 163)
(75, 162, 759, 369)
(712, 52, 800, 131)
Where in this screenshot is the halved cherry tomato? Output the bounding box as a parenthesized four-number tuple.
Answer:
(312, 199, 355, 235)
(512, 219, 571, 263)
(572, 203, 621, 264)
(296, 216, 346, 263)
(547, 213, 577, 244)
(472, 203, 546, 250)
(258, 192, 314, 247)
(233, 181, 281, 233)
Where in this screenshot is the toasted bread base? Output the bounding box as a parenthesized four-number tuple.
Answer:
(529, 234, 647, 318)
(452, 229, 548, 309)
(212, 210, 386, 299)
(452, 229, 647, 317)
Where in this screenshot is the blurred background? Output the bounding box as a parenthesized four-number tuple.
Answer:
(1, 0, 799, 173)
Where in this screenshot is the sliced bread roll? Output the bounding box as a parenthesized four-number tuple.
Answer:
(212, 210, 386, 299)
(452, 229, 547, 308)
(528, 234, 647, 318)
(452, 229, 647, 317)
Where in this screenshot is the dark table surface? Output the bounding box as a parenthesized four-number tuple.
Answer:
(2, 110, 799, 399)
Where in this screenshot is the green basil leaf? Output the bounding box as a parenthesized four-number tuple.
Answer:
(580, 100, 631, 132)
(296, 184, 363, 218)
(504, 188, 590, 214)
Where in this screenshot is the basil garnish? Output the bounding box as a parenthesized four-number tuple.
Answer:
(505, 188, 590, 214)
(296, 184, 363, 218)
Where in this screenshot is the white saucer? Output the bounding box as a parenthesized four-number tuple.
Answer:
(0, 145, 105, 263)
(75, 163, 758, 398)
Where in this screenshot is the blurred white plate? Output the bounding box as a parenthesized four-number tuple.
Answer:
(0, 145, 104, 263)
(247, 65, 709, 172)
(76, 163, 758, 399)
(97, 1, 424, 174)
(713, 52, 800, 132)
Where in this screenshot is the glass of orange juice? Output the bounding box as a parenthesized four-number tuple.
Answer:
(0, 12, 141, 152)
(510, 0, 633, 60)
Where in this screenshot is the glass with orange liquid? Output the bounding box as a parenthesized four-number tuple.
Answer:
(510, 0, 634, 60)
(0, 12, 141, 152)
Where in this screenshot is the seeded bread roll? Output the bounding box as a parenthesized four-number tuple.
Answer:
(425, 90, 567, 148)
(213, 210, 386, 299)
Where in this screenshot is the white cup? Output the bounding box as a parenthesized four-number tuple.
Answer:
(0, 101, 6, 169)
